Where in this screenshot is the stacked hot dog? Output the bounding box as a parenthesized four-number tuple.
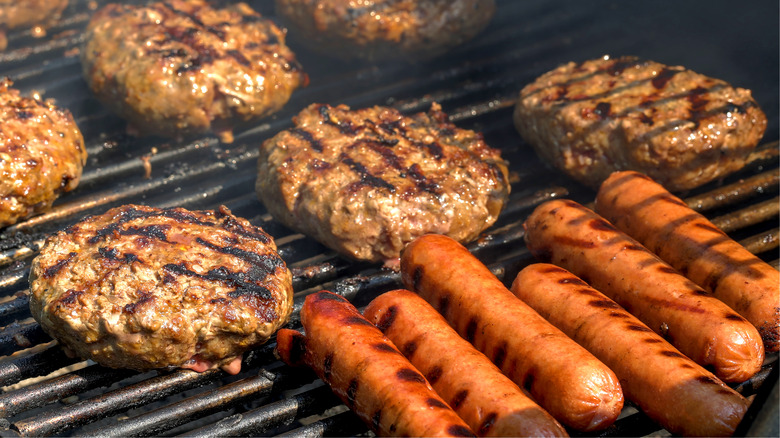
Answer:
(276, 171, 778, 437)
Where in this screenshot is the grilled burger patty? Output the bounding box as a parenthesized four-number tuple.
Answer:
(256, 103, 510, 267)
(514, 55, 767, 191)
(29, 205, 294, 374)
(275, 0, 495, 61)
(0, 78, 86, 228)
(81, 0, 307, 143)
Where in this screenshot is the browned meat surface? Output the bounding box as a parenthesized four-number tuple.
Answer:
(29, 204, 294, 374)
(256, 103, 510, 267)
(0, 0, 68, 50)
(81, 0, 307, 143)
(514, 55, 767, 191)
(275, 0, 495, 61)
(0, 78, 86, 228)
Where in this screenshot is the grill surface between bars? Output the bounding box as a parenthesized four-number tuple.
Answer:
(0, 0, 776, 436)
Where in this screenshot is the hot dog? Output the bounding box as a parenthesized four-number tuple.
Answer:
(275, 291, 475, 437)
(511, 263, 750, 437)
(363, 289, 569, 437)
(523, 199, 764, 383)
(400, 234, 624, 432)
(595, 170, 780, 352)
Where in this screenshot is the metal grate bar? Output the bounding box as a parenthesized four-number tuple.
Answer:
(180, 384, 340, 438)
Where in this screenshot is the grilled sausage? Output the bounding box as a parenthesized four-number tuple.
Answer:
(523, 199, 764, 383)
(511, 263, 750, 437)
(275, 291, 475, 437)
(400, 234, 623, 432)
(595, 170, 780, 352)
(363, 289, 568, 437)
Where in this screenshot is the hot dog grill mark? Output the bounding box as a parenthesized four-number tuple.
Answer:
(363, 288, 569, 437)
(512, 264, 752, 436)
(278, 291, 475, 437)
(524, 199, 765, 382)
(401, 235, 622, 432)
(595, 170, 780, 352)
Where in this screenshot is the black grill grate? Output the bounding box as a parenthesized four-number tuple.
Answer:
(0, 0, 776, 436)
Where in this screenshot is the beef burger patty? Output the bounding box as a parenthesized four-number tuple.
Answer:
(275, 0, 495, 61)
(514, 55, 767, 191)
(29, 205, 294, 374)
(256, 103, 510, 267)
(0, 78, 86, 228)
(81, 0, 307, 143)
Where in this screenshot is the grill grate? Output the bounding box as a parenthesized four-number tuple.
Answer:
(0, 0, 776, 436)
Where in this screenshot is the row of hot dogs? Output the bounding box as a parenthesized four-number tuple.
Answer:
(275, 170, 779, 437)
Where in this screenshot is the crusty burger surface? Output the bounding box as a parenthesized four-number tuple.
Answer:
(256, 103, 510, 267)
(81, 0, 307, 143)
(29, 204, 294, 374)
(514, 55, 767, 191)
(275, 0, 495, 61)
(0, 78, 86, 228)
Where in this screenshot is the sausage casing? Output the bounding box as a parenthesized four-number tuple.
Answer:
(512, 263, 750, 437)
(523, 199, 764, 383)
(400, 234, 624, 432)
(275, 291, 475, 437)
(364, 289, 568, 437)
(595, 170, 780, 352)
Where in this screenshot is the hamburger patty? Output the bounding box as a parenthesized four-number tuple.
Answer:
(275, 0, 495, 61)
(256, 103, 510, 267)
(29, 205, 294, 374)
(514, 55, 767, 191)
(81, 0, 307, 143)
(0, 78, 86, 228)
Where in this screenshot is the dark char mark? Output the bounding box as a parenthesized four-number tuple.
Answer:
(375, 305, 397, 331)
(163, 263, 273, 300)
(318, 105, 359, 135)
(88, 206, 214, 244)
(373, 342, 397, 354)
(660, 350, 687, 359)
(347, 379, 358, 407)
(412, 265, 424, 291)
(43, 252, 77, 278)
(403, 340, 418, 357)
(218, 213, 271, 244)
(558, 276, 588, 286)
(448, 425, 475, 437)
(123, 293, 154, 314)
(426, 398, 449, 409)
(479, 413, 497, 436)
(341, 155, 395, 191)
(493, 342, 507, 368)
(323, 353, 333, 381)
(58, 289, 83, 306)
(196, 237, 283, 276)
(396, 367, 426, 384)
(651, 68, 680, 89)
(594, 102, 611, 119)
(291, 128, 323, 152)
(465, 317, 478, 343)
(450, 389, 469, 410)
(98, 247, 139, 263)
(426, 365, 443, 385)
(406, 163, 440, 194)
